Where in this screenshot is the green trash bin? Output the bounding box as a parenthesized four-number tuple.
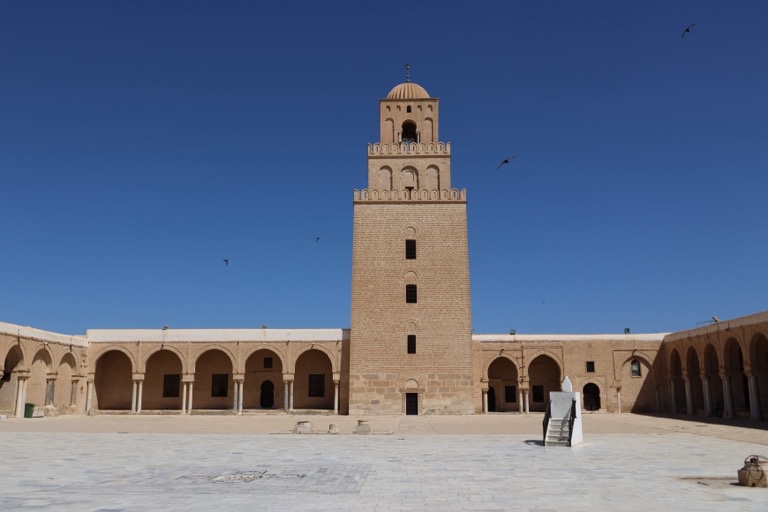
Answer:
(24, 403, 35, 418)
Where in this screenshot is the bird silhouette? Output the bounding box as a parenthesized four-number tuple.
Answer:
(223, 259, 229, 266)
(497, 155, 517, 169)
(682, 24, 695, 38)
(316, 237, 320, 242)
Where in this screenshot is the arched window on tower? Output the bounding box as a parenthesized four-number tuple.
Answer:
(401, 121, 417, 144)
(630, 360, 641, 377)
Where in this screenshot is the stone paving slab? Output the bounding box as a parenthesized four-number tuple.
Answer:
(1, 414, 767, 511)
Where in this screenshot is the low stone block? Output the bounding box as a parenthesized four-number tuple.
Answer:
(293, 420, 313, 434)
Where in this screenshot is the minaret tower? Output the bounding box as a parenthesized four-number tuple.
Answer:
(349, 70, 474, 415)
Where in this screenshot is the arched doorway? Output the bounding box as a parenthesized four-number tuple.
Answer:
(686, 347, 704, 414)
(724, 338, 748, 416)
(244, 349, 283, 410)
(55, 353, 77, 414)
(94, 350, 133, 410)
(487, 386, 497, 412)
(669, 350, 685, 413)
(0, 346, 24, 414)
(294, 349, 333, 410)
(193, 349, 233, 410)
(583, 383, 601, 411)
(144, 349, 184, 411)
(528, 354, 561, 412)
(487, 357, 518, 412)
(28, 349, 52, 409)
(704, 344, 723, 416)
(260, 380, 275, 408)
(750, 333, 768, 420)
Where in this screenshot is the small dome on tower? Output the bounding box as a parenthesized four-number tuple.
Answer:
(386, 82, 430, 99)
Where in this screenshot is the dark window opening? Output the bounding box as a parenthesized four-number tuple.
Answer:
(586, 361, 595, 373)
(405, 392, 418, 415)
(532, 385, 545, 403)
(630, 360, 641, 377)
(405, 239, 416, 259)
(407, 334, 416, 354)
(308, 374, 325, 397)
(406, 105, 412, 113)
(406, 284, 417, 303)
(264, 357, 273, 369)
(211, 374, 229, 397)
(402, 121, 417, 143)
(163, 374, 180, 398)
(504, 385, 517, 403)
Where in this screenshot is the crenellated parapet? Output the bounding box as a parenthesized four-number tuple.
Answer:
(368, 142, 450, 157)
(354, 188, 466, 202)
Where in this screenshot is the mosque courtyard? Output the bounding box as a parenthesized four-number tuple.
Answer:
(1, 413, 767, 511)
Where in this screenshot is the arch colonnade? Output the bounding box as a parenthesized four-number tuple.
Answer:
(663, 314, 768, 422)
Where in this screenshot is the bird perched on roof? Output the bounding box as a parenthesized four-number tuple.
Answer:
(682, 24, 695, 38)
(497, 155, 517, 169)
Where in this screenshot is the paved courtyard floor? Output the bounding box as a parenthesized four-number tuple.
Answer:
(1, 413, 767, 511)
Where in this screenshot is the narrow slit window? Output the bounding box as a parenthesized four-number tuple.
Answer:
(405, 239, 416, 259)
(586, 361, 595, 373)
(407, 335, 416, 354)
(406, 284, 417, 303)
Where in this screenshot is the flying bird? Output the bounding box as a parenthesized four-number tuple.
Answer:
(223, 259, 229, 266)
(497, 155, 517, 169)
(681, 24, 695, 38)
(316, 237, 320, 242)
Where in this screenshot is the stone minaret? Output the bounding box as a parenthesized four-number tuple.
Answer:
(349, 76, 474, 415)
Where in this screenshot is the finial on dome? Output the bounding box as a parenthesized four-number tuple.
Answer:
(405, 64, 410, 83)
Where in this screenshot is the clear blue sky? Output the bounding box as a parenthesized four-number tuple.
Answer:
(1, 1, 766, 335)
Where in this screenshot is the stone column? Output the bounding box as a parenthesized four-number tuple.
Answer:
(333, 379, 339, 415)
(131, 380, 138, 413)
(616, 387, 622, 414)
(85, 378, 94, 413)
(14, 374, 28, 418)
(684, 375, 694, 415)
(182, 375, 194, 414)
(289, 380, 294, 411)
(232, 376, 244, 414)
(70, 379, 78, 409)
(670, 379, 678, 414)
(747, 372, 761, 421)
(284, 381, 289, 412)
(45, 378, 55, 407)
(482, 389, 488, 414)
(518, 389, 524, 413)
(721, 371, 734, 418)
(702, 372, 713, 416)
(136, 380, 144, 414)
(523, 389, 530, 414)
(187, 382, 194, 413)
